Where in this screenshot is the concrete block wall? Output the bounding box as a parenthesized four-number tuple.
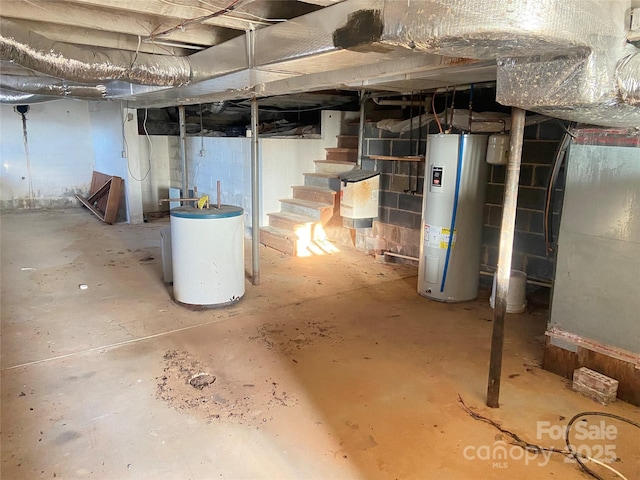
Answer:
(482, 122, 566, 282)
(359, 120, 430, 258)
(356, 119, 566, 283)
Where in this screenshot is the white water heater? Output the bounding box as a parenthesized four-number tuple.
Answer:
(418, 134, 489, 302)
(171, 205, 245, 307)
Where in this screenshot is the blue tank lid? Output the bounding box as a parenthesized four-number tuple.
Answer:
(170, 205, 243, 219)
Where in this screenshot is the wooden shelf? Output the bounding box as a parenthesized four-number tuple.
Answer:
(367, 155, 424, 162)
(76, 171, 123, 224)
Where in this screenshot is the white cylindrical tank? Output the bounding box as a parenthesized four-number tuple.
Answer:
(170, 205, 245, 307)
(418, 134, 489, 302)
(490, 270, 527, 313)
(486, 133, 510, 165)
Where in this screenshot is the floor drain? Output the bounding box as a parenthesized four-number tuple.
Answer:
(188, 373, 216, 389)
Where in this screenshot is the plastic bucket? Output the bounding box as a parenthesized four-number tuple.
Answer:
(489, 270, 527, 313)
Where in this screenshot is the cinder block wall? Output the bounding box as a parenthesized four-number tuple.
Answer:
(357, 119, 566, 283)
(358, 120, 430, 258)
(482, 122, 566, 281)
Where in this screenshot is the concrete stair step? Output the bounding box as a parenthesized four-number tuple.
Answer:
(260, 226, 296, 256)
(292, 185, 337, 205)
(280, 198, 334, 224)
(314, 159, 356, 175)
(303, 172, 341, 191)
(337, 135, 359, 149)
(325, 147, 357, 162)
(260, 224, 338, 257)
(267, 211, 316, 232)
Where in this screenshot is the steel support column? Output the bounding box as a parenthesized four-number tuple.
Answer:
(486, 107, 526, 408)
(250, 97, 260, 286)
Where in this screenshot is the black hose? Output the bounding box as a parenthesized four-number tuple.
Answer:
(565, 411, 640, 480)
(544, 121, 576, 253)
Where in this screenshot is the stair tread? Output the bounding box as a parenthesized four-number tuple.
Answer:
(292, 185, 337, 195)
(304, 172, 341, 178)
(260, 225, 294, 238)
(280, 198, 333, 209)
(260, 226, 296, 255)
(314, 159, 357, 165)
(267, 211, 317, 224)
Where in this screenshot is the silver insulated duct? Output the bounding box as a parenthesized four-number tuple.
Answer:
(346, 0, 639, 127)
(0, 18, 192, 86)
(0, 75, 107, 99)
(0, 0, 638, 127)
(0, 88, 56, 104)
(157, 0, 640, 127)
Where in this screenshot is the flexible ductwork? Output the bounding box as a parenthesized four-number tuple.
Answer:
(0, 75, 107, 99)
(0, 0, 638, 128)
(0, 18, 192, 86)
(0, 88, 57, 104)
(355, 0, 637, 127)
(495, 47, 640, 127)
(617, 51, 640, 107)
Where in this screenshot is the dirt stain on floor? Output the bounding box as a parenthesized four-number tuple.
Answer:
(156, 349, 297, 425)
(249, 319, 341, 356)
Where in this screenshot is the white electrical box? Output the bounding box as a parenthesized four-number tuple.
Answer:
(340, 170, 380, 219)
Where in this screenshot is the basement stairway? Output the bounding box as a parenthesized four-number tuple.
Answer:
(260, 135, 358, 256)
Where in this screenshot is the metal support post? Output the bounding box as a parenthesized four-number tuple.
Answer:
(178, 104, 188, 197)
(486, 107, 526, 408)
(251, 97, 260, 286)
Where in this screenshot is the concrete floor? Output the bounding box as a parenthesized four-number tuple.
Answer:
(1, 208, 638, 480)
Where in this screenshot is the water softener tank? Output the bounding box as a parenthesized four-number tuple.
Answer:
(171, 205, 245, 307)
(418, 134, 489, 302)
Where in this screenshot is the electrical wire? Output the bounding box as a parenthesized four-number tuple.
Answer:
(130, 35, 142, 68)
(123, 106, 152, 182)
(432, 91, 443, 134)
(146, 0, 242, 41)
(450, 86, 456, 130)
(199, 104, 205, 150)
(459, 396, 639, 480)
(565, 412, 640, 480)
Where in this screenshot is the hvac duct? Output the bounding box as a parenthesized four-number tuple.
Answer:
(0, 88, 56, 104)
(617, 50, 640, 107)
(173, 0, 640, 126)
(364, 0, 637, 128)
(0, 0, 638, 128)
(0, 75, 107, 99)
(0, 18, 192, 86)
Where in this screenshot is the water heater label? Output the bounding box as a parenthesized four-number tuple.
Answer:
(431, 166, 444, 188)
(425, 224, 457, 249)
